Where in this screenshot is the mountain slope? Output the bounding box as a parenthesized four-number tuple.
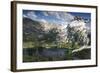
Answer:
(23, 17, 45, 42)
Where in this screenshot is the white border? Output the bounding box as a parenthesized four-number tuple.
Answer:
(17, 3, 96, 69)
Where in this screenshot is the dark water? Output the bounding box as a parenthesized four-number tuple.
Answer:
(23, 48, 71, 62)
(23, 48, 91, 62)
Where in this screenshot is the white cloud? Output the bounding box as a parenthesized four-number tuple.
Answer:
(23, 14, 27, 18)
(26, 11, 37, 20)
(62, 12, 74, 21)
(42, 11, 74, 24)
(24, 11, 74, 27)
(42, 12, 49, 16)
(40, 19, 47, 23)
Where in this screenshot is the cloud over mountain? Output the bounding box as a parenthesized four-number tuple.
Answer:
(23, 10, 91, 33)
(41, 11, 74, 23)
(23, 10, 74, 25)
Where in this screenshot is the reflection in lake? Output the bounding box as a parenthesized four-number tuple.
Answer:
(23, 47, 91, 62)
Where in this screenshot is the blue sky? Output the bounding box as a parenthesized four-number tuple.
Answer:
(68, 12, 91, 20)
(23, 10, 91, 25)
